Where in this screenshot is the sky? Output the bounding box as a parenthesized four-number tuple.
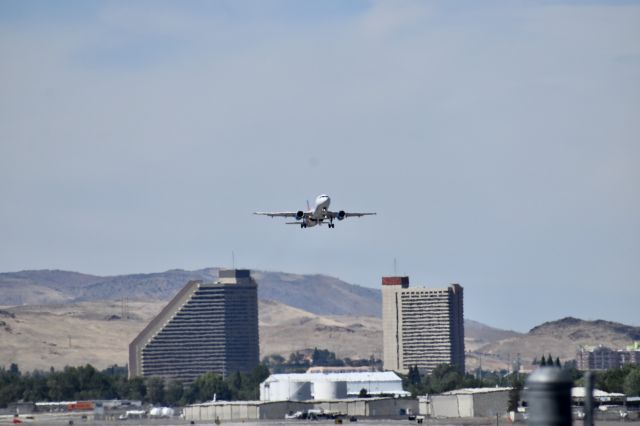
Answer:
(1, 0, 638, 331)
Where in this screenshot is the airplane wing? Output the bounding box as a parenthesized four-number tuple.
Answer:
(325, 211, 376, 219)
(253, 212, 308, 218)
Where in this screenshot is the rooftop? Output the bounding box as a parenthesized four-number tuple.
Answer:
(263, 371, 403, 383)
(440, 387, 513, 395)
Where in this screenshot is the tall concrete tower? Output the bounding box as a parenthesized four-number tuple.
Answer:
(382, 276, 464, 374)
(129, 269, 259, 382)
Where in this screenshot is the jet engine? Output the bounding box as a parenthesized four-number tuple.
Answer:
(337, 210, 346, 221)
(296, 211, 305, 220)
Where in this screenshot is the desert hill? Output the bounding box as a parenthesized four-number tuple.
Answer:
(0, 268, 381, 317)
(529, 317, 640, 342)
(0, 299, 381, 372)
(4, 294, 637, 374)
(0, 298, 521, 373)
(0, 270, 102, 305)
(464, 319, 523, 351)
(469, 317, 640, 371)
(2, 269, 638, 374)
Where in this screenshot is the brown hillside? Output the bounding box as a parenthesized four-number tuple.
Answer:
(0, 299, 382, 372)
(474, 317, 640, 369)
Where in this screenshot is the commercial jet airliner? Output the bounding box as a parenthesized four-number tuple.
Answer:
(254, 194, 376, 228)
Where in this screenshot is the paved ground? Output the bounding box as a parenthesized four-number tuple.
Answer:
(3, 413, 640, 426)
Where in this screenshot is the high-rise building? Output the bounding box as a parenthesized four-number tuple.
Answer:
(129, 269, 259, 382)
(382, 276, 464, 374)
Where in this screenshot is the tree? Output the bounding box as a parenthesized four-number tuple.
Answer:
(46, 368, 80, 401)
(311, 348, 343, 367)
(126, 377, 147, 401)
(9, 364, 20, 376)
(408, 365, 421, 386)
(546, 354, 553, 366)
(249, 364, 270, 387)
(596, 366, 630, 393)
(420, 364, 476, 395)
(359, 388, 368, 397)
(555, 357, 561, 368)
(146, 377, 165, 404)
(165, 380, 184, 406)
(21, 371, 49, 402)
(540, 356, 547, 367)
(189, 372, 230, 403)
(623, 367, 640, 397)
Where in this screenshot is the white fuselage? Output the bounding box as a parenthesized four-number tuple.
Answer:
(305, 194, 331, 227)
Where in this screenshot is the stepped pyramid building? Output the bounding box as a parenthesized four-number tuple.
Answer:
(382, 276, 464, 374)
(129, 269, 259, 382)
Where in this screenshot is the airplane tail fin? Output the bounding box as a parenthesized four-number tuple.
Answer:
(306, 200, 311, 211)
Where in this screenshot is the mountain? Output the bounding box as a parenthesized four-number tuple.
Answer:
(0, 297, 519, 373)
(467, 317, 640, 371)
(464, 319, 523, 351)
(0, 270, 103, 305)
(0, 299, 382, 372)
(0, 268, 381, 317)
(529, 317, 640, 342)
(254, 271, 381, 317)
(3, 269, 638, 374)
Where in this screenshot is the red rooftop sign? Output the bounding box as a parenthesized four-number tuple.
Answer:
(382, 276, 409, 287)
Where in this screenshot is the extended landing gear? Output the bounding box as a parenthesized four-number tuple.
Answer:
(300, 223, 307, 229)
(328, 223, 335, 228)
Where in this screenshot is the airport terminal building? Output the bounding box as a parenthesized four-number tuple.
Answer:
(128, 269, 259, 382)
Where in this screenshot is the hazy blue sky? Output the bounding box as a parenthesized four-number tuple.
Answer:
(1, 1, 638, 331)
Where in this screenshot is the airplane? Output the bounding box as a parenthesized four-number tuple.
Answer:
(254, 194, 376, 229)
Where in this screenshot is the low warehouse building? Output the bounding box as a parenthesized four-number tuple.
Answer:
(260, 372, 409, 401)
(184, 401, 309, 421)
(420, 387, 512, 418)
(184, 398, 419, 422)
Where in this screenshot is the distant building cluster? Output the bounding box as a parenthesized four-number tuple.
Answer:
(382, 276, 464, 374)
(128, 269, 259, 382)
(576, 344, 640, 371)
(129, 270, 465, 385)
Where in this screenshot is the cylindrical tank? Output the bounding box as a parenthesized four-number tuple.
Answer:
(266, 379, 312, 401)
(525, 367, 572, 426)
(289, 381, 312, 401)
(314, 380, 347, 400)
(270, 381, 288, 401)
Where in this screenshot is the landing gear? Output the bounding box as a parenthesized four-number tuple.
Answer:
(328, 223, 335, 228)
(300, 223, 307, 229)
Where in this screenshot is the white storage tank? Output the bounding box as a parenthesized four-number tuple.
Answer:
(161, 407, 175, 417)
(269, 380, 288, 401)
(262, 378, 311, 401)
(288, 381, 312, 401)
(313, 379, 347, 400)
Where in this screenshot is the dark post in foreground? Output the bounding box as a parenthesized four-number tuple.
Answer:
(583, 371, 594, 426)
(525, 367, 572, 426)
